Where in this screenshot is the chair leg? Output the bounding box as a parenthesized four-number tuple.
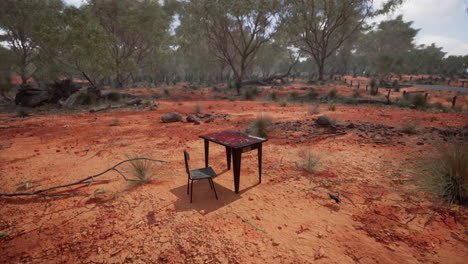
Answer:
(190, 180, 194, 203)
(210, 178, 218, 200)
(208, 179, 213, 189)
(187, 178, 190, 195)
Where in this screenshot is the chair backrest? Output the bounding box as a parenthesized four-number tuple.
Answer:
(183, 150, 190, 177)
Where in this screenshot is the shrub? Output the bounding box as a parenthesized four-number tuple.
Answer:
(126, 155, 154, 183)
(310, 105, 320, 114)
(288, 91, 299, 101)
(279, 101, 287, 107)
(111, 118, 120, 126)
(269, 91, 278, 101)
(328, 103, 336, 111)
(15, 108, 29, 118)
(343, 97, 357, 105)
(194, 103, 202, 114)
(244, 86, 259, 100)
(352, 89, 361, 98)
(163, 89, 170, 96)
(411, 94, 428, 108)
(369, 78, 378, 95)
(77, 92, 99, 105)
(392, 80, 400, 92)
(246, 114, 273, 137)
(307, 88, 319, 101)
(296, 150, 321, 173)
(401, 120, 419, 134)
(414, 139, 468, 205)
(327, 89, 338, 99)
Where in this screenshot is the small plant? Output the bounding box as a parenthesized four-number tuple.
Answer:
(296, 150, 321, 173)
(194, 103, 202, 114)
(163, 89, 170, 96)
(288, 91, 299, 101)
(208, 105, 213, 110)
(307, 88, 319, 101)
(328, 103, 336, 111)
(111, 119, 120, 126)
(15, 108, 29, 118)
(126, 155, 154, 183)
(327, 89, 338, 99)
(310, 105, 320, 114)
(246, 114, 273, 138)
(0, 231, 7, 237)
(270, 91, 278, 101)
(88, 188, 106, 199)
(392, 80, 400, 92)
(244, 86, 259, 100)
(369, 78, 378, 95)
(149, 104, 158, 111)
(411, 94, 428, 108)
(21, 180, 33, 190)
(401, 120, 419, 134)
(279, 101, 287, 107)
(413, 139, 468, 205)
(352, 89, 361, 98)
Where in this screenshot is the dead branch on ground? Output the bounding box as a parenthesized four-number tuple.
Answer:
(0, 158, 166, 197)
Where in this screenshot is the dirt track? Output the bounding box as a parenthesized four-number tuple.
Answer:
(1, 91, 467, 263)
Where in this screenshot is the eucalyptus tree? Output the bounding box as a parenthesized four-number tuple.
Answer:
(186, 0, 283, 93)
(282, 0, 403, 80)
(89, 0, 171, 88)
(0, 0, 64, 84)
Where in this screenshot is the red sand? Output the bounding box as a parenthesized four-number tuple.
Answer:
(0, 86, 467, 263)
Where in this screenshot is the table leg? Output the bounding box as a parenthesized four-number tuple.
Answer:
(225, 146, 231, 170)
(258, 143, 262, 183)
(232, 149, 242, 193)
(204, 139, 209, 168)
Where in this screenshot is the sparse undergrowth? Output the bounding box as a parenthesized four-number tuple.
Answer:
(296, 150, 321, 174)
(246, 114, 273, 138)
(126, 154, 154, 183)
(413, 139, 468, 205)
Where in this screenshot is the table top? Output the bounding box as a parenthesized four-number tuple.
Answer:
(199, 130, 267, 149)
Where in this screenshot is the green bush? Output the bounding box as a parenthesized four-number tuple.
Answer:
(392, 80, 400, 92)
(328, 103, 336, 111)
(246, 115, 273, 138)
(163, 89, 170, 96)
(352, 89, 361, 98)
(77, 92, 99, 105)
(414, 139, 468, 205)
(194, 103, 202, 114)
(269, 91, 278, 101)
(288, 91, 299, 101)
(307, 88, 319, 101)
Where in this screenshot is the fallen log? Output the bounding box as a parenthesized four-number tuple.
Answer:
(355, 98, 388, 104)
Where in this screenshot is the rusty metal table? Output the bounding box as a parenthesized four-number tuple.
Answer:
(199, 130, 267, 193)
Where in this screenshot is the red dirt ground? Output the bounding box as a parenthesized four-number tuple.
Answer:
(1, 84, 467, 263)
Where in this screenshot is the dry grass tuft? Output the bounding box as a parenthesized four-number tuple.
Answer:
(246, 114, 273, 138)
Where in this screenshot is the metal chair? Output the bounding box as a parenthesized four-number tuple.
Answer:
(184, 150, 218, 203)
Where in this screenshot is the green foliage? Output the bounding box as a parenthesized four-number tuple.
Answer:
(328, 103, 336, 111)
(392, 80, 400, 91)
(288, 91, 299, 101)
(306, 88, 319, 101)
(15, 108, 29, 118)
(413, 139, 468, 205)
(352, 89, 361, 98)
(403, 93, 427, 108)
(163, 89, 170, 97)
(0, 231, 7, 237)
(246, 114, 273, 138)
(279, 101, 287, 107)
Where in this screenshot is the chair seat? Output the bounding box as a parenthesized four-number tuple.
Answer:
(190, 167, 216, 180)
